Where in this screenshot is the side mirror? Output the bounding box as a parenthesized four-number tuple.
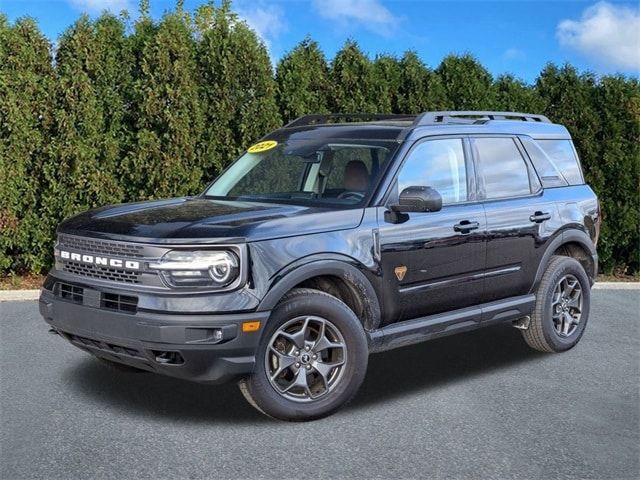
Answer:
(393, 186, 442, 213)
(385, 186, 442, 224)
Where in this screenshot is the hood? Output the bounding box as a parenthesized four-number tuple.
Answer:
(58, 197, 364, 243)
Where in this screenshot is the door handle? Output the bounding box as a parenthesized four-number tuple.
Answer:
(453, 220, 480, 233)
(529, 211, 551, 223)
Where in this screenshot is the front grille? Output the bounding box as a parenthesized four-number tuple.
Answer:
(101, 292, 138, 314)
(58, 234, 144, 258)
(66, 333, 144, 359)
(62, 261, 141, 284)
(58, 283, 84, 303)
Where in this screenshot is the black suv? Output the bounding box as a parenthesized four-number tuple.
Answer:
(40, 111, 600, 421)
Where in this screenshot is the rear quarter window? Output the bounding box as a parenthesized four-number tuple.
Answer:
(520, 137, 568, 188)
(537, 139, 584, 185)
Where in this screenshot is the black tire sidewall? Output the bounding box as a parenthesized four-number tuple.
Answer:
(245, 291, 368, 421)
(539, 257, 591, 351)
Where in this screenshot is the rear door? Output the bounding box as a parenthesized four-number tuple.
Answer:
(471, 136, 560, 302)
(377, 136, 486, 323)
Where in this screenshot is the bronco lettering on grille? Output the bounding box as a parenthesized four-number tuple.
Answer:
(58, 250, 140, 270)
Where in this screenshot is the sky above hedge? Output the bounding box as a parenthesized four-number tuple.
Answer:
(3, 0, 639, 82)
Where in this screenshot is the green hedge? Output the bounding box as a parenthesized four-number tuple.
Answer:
(0, 1, 638, 275)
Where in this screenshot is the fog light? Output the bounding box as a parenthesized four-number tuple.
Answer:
(212, 329, 223, 341)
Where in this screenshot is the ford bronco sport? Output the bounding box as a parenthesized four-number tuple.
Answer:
(40, 111, 600, 421)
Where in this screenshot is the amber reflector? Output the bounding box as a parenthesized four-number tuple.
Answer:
(242, 321, 261, 332)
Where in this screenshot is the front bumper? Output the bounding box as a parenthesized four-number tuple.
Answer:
(39, 285, 270, 384)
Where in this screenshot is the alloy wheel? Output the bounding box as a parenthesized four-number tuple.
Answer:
(265, 316, 347, 402)
(551, 274, 583, 337)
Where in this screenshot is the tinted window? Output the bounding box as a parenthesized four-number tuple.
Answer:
(229, 150, 304, 196)
(537, 139, 584, 185)
(521, 137, 567, 188)
(397, 138, 467, 204)
(325, 147, 372, 190)
(207, 138, 398, 207)
(473, 137, 532, 199)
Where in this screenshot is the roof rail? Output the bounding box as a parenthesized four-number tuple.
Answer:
(284, 111, 551, 129)
(285, 113, 417, 128)
(416, 111, 551, 125)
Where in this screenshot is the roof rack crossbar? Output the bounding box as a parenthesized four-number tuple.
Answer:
(416, 111, 551, 125)
(285, 113, 417, 128)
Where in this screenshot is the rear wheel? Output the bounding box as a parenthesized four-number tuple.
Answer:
(239, 288, 368, 421)
(522, 255, 591, 352)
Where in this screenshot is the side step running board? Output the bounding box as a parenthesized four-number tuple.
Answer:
(367, 295, 535, 353)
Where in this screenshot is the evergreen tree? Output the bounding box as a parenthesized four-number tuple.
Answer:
(40, 14, 133, 270)
(536, 64, 611, 264)
(128, 0, 157, 92)
(330, 41, 376, 112)
(1, 8, 639, 276)
(397, 51, 448, 113)
(436, 53, 495, 109)
(536, 65, 600, 183)
(276, 38, 331, 121)
(195, 1, 280, 178)
(45, 15, 130, 221)
(0, 17, 55, 272)
(126, 9, 204, 199)
(592, 75, 640, 272)
(535, 64, 599, 130)
(371, 54, 402, 113)
(494, 74, 542, 112)
(93, 13, 135, 199)
(423, 66, 448, 111)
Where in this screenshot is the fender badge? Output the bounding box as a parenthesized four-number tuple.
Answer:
(394, 266, 407, 281)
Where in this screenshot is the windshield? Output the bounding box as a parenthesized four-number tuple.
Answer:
(204, 136, 399, 207)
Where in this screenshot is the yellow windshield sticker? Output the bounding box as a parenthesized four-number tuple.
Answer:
(247, 140, 278, 153)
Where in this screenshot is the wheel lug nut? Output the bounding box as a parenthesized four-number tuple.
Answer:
(305, 346, 310, 351)
(295, 362, 300, 367)
(306, 365, 311, 370)
(312, 354, 317, 359)
(295, 350, 299, 355)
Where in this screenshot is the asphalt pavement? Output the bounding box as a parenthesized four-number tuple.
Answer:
(1, 289, 638, 480)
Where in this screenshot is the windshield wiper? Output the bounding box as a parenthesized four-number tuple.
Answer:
(240, 194, 293, 200)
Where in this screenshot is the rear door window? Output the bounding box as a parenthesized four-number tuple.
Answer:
(472, 137, 537, 199)
(537, 139, 584, 185)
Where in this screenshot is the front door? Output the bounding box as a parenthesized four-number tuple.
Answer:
(377, 137, 486, 323)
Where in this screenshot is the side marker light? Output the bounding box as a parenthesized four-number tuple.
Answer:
(242, 321, 261, 332)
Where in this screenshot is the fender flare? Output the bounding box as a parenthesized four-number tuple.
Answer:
(258, 259, 382, 331)
(532, 229, 598, 290)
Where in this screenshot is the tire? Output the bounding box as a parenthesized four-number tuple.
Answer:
(522, 255, 591, 353)
(96, 356, 146, 373)
(239, 288, 368, 421)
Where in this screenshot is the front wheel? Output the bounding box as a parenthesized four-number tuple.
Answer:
(239, 288, 368, 421)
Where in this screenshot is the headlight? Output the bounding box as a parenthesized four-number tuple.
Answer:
(150, 250, 239, 288)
